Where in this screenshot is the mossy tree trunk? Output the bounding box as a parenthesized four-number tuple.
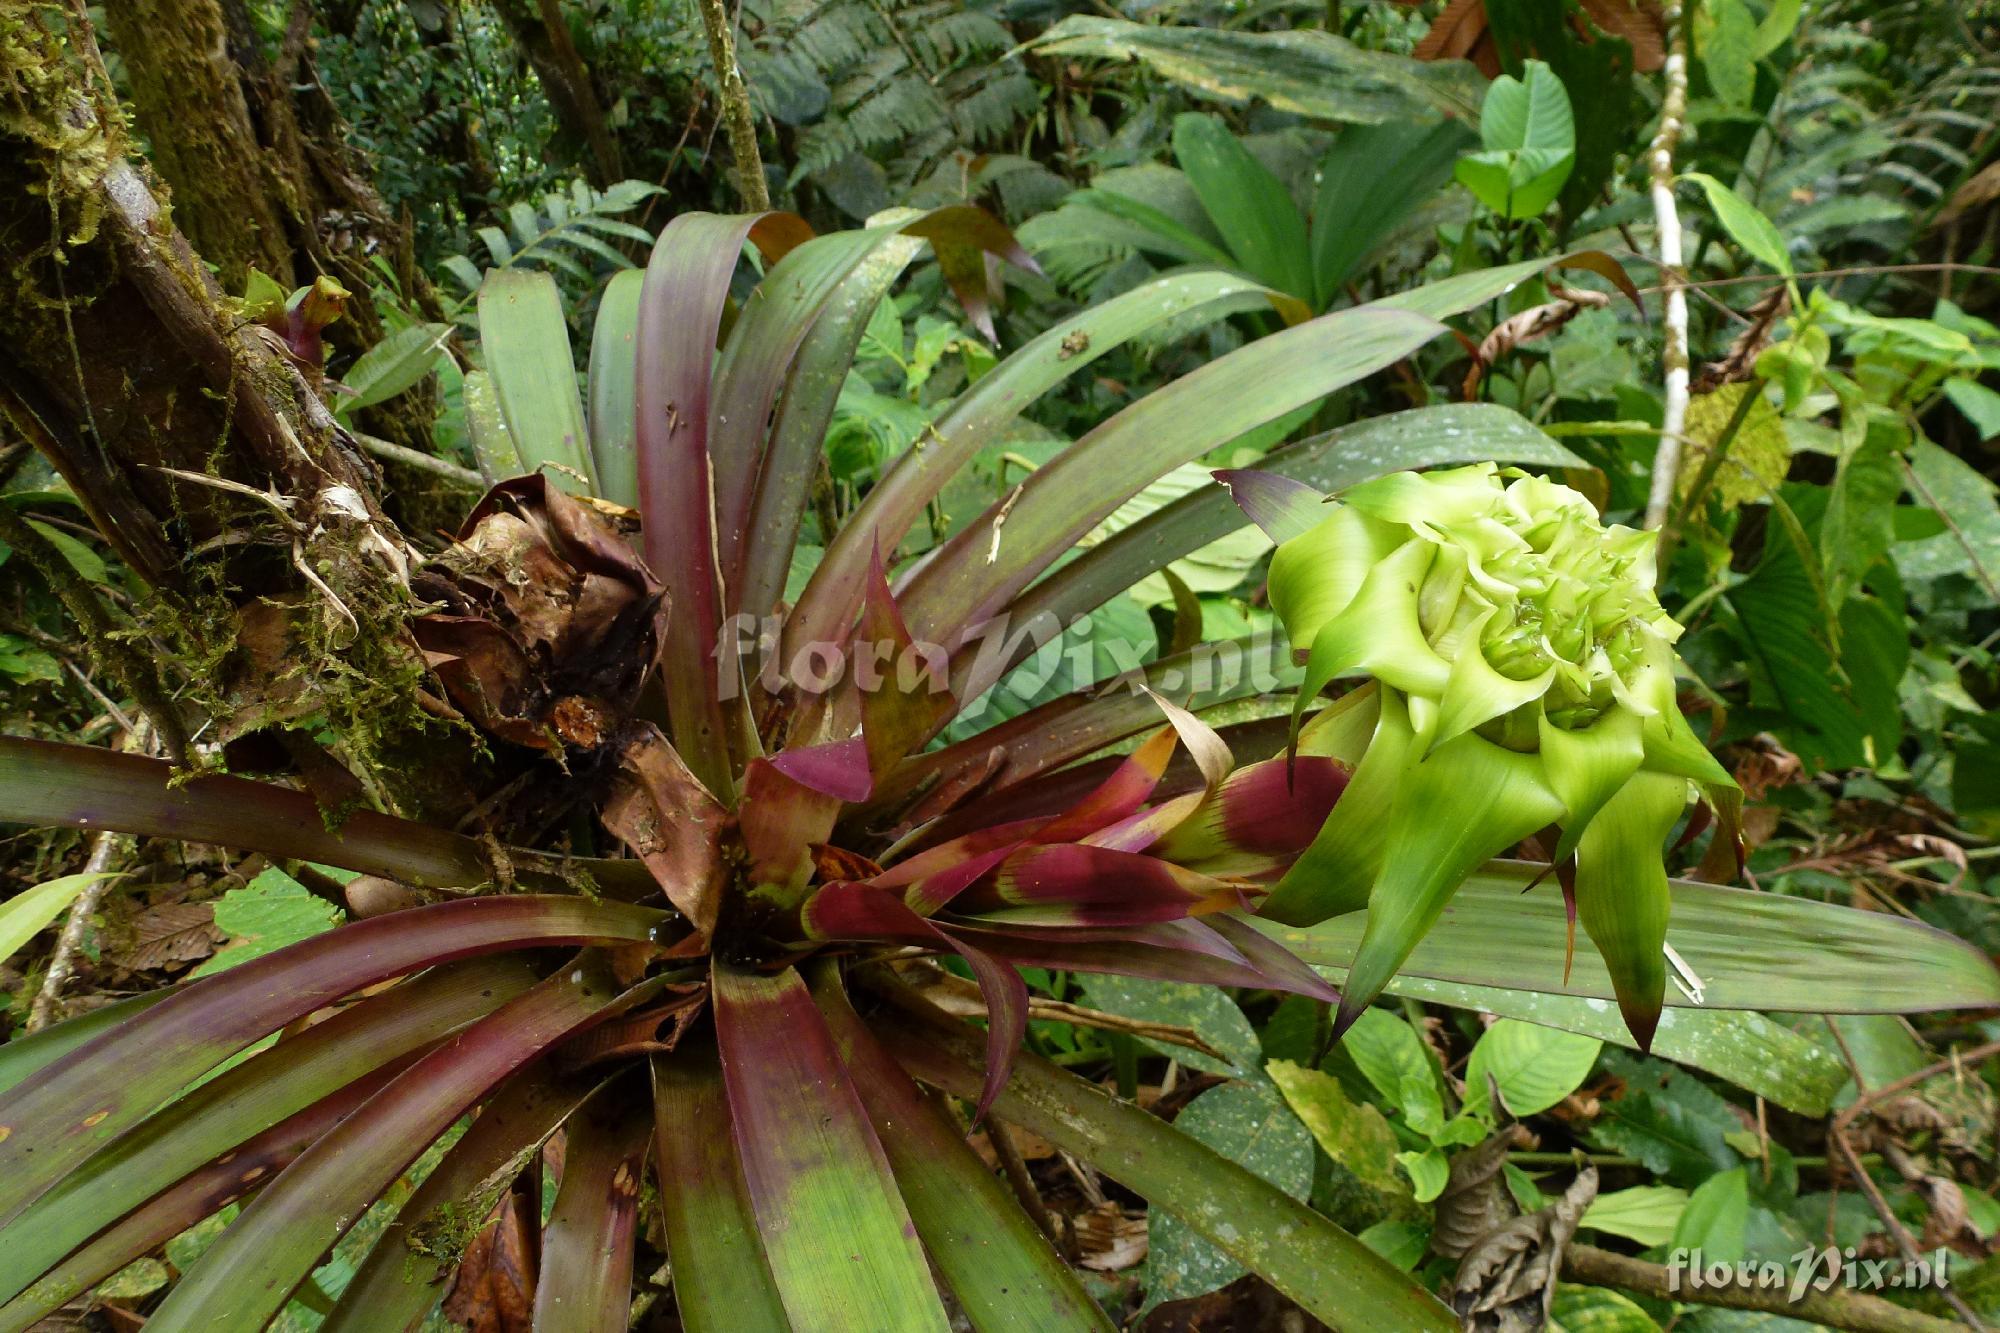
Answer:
(0, 4, 470, 817)
(99, 0, 436, 337)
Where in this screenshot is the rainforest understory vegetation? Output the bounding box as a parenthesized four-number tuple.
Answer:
(1, 0, 1999, 1330)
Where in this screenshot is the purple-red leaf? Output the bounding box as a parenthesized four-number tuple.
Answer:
(534, 1076, 652, 1333)
(0, 896, 663, 1226)
(0, 737, 655, 898)
(1214, 468, 1326, 543)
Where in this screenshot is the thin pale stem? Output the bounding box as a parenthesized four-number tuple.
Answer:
(1642, 3, 1692, 533)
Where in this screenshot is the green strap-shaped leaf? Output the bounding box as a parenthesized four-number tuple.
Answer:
(0, 957, 538, 1308)
(587, 269, 645, 508)
(1257, 859, 2000, 1015)
(0, 894, 662, 1227)
(1172, 113, 1313, 302)
(812, 968, 1115, 1333)
(463, 367, 523, 484)
(1028, 16, 1486, 125)
(650, 1046, 789, 1333)
(477, 269, 593, 489)
(710, 228, 900, 597)
(897, 306, 1445, 652)
(0, 736, 657, 898)
(322, 1061, 602, 1332)
(140, 958, 647, 1332)
(874, 984, 1457, 1333)
(0, 992, 165, 1100)
(787, 270, 1277, 661)
(713, 963, 950, 1333)
(0, 872, 117, 969)
(986, 405, 1584, 699)
(736, 226, 927, 622)
(0, 1053, 416, 1331)
(535, 1075, 654, 1333)
(1323, 969, 1847, 1117)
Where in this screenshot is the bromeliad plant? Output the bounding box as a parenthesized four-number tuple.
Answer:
(1, 208, 1995, 1332)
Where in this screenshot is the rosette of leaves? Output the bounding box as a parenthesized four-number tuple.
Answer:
(1247, 463, 1740, 1047)
(0, 214, 1986, 1332)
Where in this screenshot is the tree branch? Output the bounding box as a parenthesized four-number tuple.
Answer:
(1563, 1244, 1964, 1333)
(692, 0, 770, 211)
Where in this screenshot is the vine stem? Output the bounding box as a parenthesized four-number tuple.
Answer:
(692, 0, 770, 211)
(1563, 1245, 1964, 1333)
(1642, 2, 1692, 533)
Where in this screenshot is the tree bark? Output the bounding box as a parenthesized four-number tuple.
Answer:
(99, 0, 439, 335)
(490, 0, 625, 186)
(97, 0, 296, 288)
(0, 7, 452, 810)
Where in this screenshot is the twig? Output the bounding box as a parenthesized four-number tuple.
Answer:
(352, 431, 486, 490)
(892, 960, 1228, 1061)
(691, 0, 769, 211)
(1562, 1244, 1965, 1333)
(1900, 454, 2000, 604)
(1826, 1031, 1997, 1329)
(25, 719, 153, 1032)
(985, 1116, 1059, 1243)
(1642, 4, 1692, 533)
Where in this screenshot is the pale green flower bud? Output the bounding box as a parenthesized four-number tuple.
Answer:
(1261, 464, 1738, 1048)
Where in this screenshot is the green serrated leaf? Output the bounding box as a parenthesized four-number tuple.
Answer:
(191, 868, 343, 977)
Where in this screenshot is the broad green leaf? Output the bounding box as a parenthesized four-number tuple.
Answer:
(1580, 1185, 1689, 1247)
(23, 520, 106, 584)
(461, 368, 522, 483)
(1267, 1059, 1415, 1218)
(879, 1000, 1457, 1331)
(336, 323, 450, 419)
(1340, 1009, 1444, 1136)
(1550, 1285, 1664, 1332)
(1585, 1051, 1739, 1187)
(1672, 1168, 1750, 1262)
(0, 872, 116, 969)
(1750, 0, 1802, 56)
(586, 269, 644, 507)
(477, 269, 593, 490)
(1352, 971, 1845, 1117)
(712, 964, 948, 1333)
(1898, 438, 2000, 586)
(1255, 859, 2000, 1017)
(1077, 975, 1262, 1079)
(1464, 1020, 1601, 1120)
(1944, 376, 2000, 441)
(1680, 384, 1788, 510)
(1681, 173, 1792, 275)
(1030, 17, 1486, 126)
(1172, 113, 1313, 302)
(1311, 119, 1472, 305)
(1138, 1082, 1313, 1317)
(190, 868, 343, 978)
(1457, 60, 1575, 219)
(1359, 1220, 1431, 1272)
(1395, 1147, 1449, 1203)
(1702, 0, 1757, 107)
